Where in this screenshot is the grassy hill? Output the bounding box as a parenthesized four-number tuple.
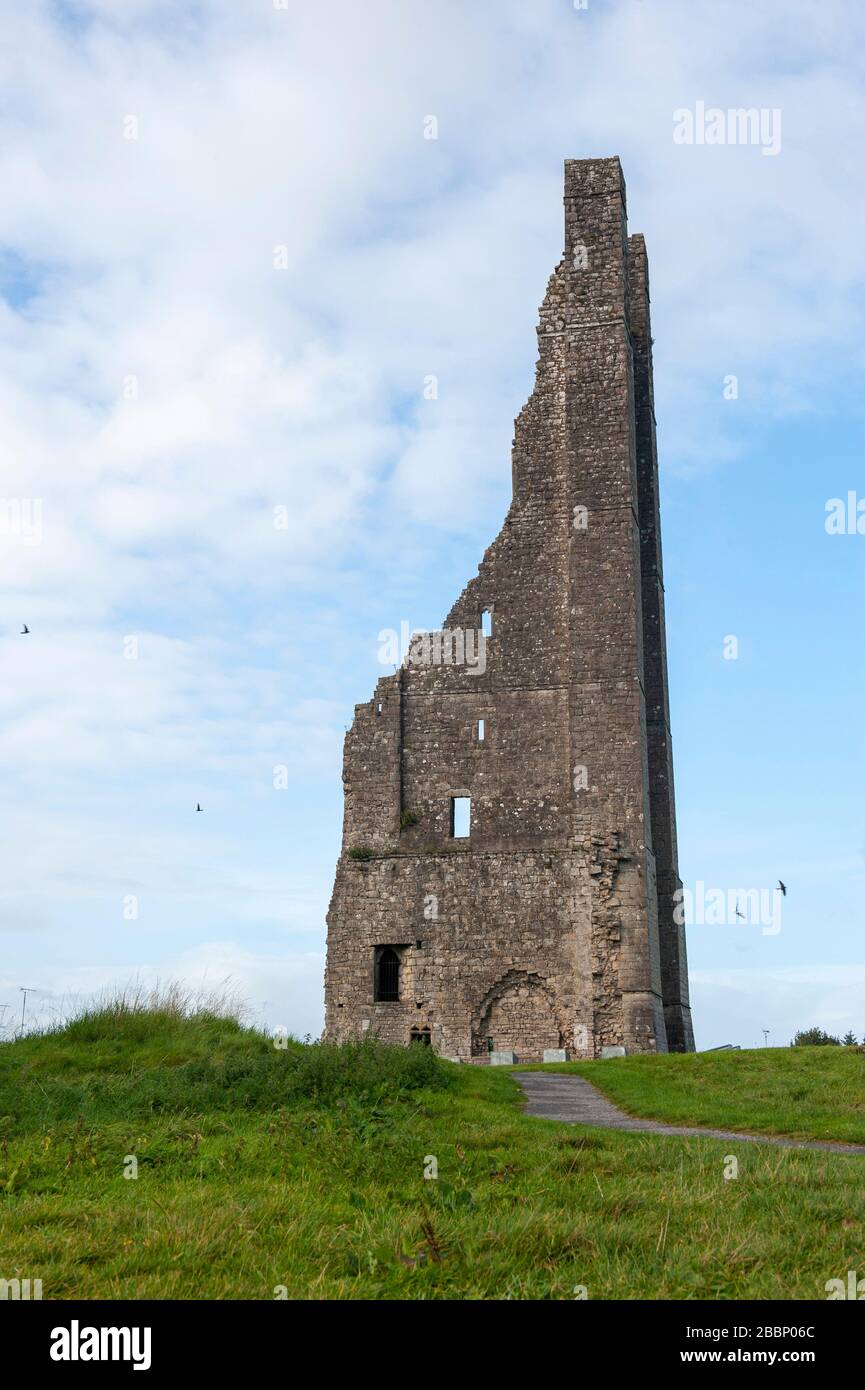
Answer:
(1, 1003, 864, 1300)
(519, 1047, 865, 1145)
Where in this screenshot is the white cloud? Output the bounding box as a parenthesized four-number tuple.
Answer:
(691, 965, 865, 1050)
(0, 942, 325, 1040)
(0, 0, 863, 1033)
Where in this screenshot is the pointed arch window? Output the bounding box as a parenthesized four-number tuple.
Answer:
(374, 947, 401, 1002)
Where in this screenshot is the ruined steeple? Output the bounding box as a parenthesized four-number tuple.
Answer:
(324, 158, 694, 1059)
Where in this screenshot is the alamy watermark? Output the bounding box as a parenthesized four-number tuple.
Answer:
(378, 622, 486, 676)
(825, 493, 865, 535)
(0, 1277, 42, 1300)
(50, 1323, 151, 1370)
(673, 102, 782, 157)
(0, 497, 42, 545)
(674, 882, 782, 936)
(826, 1270, 865, 1300)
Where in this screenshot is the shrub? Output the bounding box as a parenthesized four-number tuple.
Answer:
(791, 1028, 841, 1047)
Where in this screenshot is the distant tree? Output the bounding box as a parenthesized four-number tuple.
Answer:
(791, 1028, 841, 1047)
(842, 1031, 859, 1047)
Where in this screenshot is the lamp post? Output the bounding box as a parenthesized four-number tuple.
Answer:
(19, 987, 39, 1038)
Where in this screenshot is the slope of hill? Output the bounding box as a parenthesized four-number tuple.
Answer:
(526, 1048, 865, 1145)
(1, 1004, 862, 1300)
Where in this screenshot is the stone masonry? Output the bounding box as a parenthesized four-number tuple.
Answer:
(324, 157, 695, 1061)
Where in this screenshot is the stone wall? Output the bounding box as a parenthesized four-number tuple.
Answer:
(324, 157, 694, 1060)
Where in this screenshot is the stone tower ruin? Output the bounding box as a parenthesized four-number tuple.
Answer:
(324, 157, 694, 1060)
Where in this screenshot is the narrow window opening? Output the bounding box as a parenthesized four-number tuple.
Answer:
(481, 609, 493, 638)
(415, 939, 423, 950)
(451, 795, 471, 839)
(376, 701, 383, 715)
(477, 718, 485, 742)
(410, 1028, 431, 1046)
(374, 946, 400, 1002)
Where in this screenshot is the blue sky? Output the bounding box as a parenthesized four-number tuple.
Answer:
(0, 0, 862, 1048)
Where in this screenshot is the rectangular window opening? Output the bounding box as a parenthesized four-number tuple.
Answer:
(477, 718, 485, 742)
(451, 795, 471, 839)
(481, 609, 493, 638)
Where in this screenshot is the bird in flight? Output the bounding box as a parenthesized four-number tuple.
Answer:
(778, 880, 787, 896)
(196, 803, 203, 813)
(20, 624, 29, 634)
(735, 900, 745, 920)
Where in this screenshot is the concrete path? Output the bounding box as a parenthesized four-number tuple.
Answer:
(513, 1071, 865, 1156)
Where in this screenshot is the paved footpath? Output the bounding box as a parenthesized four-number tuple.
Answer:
(513, 1071, 865, 1155)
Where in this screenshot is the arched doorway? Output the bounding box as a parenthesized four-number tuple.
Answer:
(471, 972, 564, 1061)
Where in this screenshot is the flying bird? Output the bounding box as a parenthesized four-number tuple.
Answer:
(20, 624, 29, 634)
(778, 880, 787, 896)
(196, 803, 203, 813)
(735, 901, 745, 920)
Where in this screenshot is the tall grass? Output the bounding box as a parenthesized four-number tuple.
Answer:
(0, 979, 250, 1044)
(0, 986, 449, 1134)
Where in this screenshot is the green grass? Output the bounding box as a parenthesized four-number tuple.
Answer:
(517, 1048, 865, 1145)
(1, 1006, 864, 1300)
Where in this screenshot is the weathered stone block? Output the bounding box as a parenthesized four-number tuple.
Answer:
(601, 1045, 627, 1059)
(543, 1049, 568, 1063)
(489, 1051, 516, 1066)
